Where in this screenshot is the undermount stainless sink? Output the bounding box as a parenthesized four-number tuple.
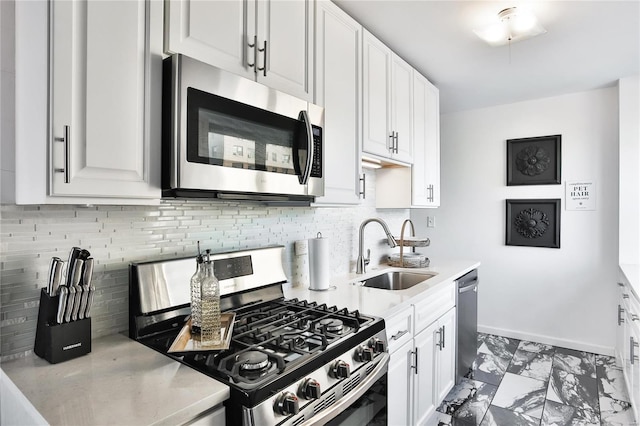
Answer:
(361, 271, 435, 290)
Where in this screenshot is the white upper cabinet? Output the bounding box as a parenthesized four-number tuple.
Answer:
(165, 0, 313, 101)
(313, 0, 362, 205)
(362, 30, 413, 163)
(15, 0, 162, 204)
(412, 71, 441, 207)
(390, 55, 414, 163)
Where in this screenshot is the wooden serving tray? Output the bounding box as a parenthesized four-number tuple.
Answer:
(168, 312, 235, 355)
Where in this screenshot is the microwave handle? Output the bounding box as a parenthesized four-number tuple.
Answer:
(299, 110, 313, 185)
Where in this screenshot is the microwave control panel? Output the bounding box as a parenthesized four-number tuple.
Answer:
(311, 126, 322, 178)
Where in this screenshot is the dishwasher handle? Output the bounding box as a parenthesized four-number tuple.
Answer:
(458, 281, 478, 294)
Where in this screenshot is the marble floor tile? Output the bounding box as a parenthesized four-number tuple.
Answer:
(491, 372, 547, 419)
(478, 335, 520, 361)
(540, 400, 599, 425)
(553, 348, 596, 377)
(599, 396, 635, 426)
(467, 352, 510, 386)
(508, 349, 553, 382)
(596, 355, 631, 403)
(517, 340, 555, 355)
(430, 412, 476, 426)
(479, 405, 540, 426)
(546, 366, 598, 412)
(437, 378, 498, 426)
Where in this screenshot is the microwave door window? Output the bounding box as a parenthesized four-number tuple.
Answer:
(187, 88, 298, 176)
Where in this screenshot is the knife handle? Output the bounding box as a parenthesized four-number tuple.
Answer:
(65, 247, 81, 287)
(47, 257, 63, 297)
(78, 284, 90, 320)
(82, 258, 94, 287)
(65, 286, 76, 323)
(57, 287, 68, 324)
(85, 286, 96, 318)
(71, 285, 83, 321)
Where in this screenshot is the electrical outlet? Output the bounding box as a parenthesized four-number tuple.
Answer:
(427, 216, 436, 228)
(294, 240, 308, 256)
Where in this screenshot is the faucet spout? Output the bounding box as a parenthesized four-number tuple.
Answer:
(356, 218, 397, 274)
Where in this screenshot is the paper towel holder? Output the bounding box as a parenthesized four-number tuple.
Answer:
(308, 233, 337, 292)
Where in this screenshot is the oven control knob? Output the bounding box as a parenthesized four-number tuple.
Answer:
(354, 345, 374, 362)
(330, 360, 351, 379)
(369, 337, 386, 354)
(274, 391, 299, 416)
(299, 378, 322, 400)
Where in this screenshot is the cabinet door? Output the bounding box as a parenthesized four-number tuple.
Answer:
(313, 0, 361, 205)
(388, 339, 414, 426)
(50, 0, 160, 199)
(257, 0, 313, 101)
(413, 322, 438, 426)
(165, 0, 253, 79)
(412, 72, 440, 207)
(362, 30, 391, 158)
(390, 54, 413, 163)
(436, 308, 457, 402)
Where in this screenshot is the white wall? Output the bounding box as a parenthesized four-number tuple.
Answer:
(618, 75, 640, 265)
(412, 87, 619, 355)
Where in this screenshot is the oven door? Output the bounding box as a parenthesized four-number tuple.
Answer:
(302, 353, 389, 426)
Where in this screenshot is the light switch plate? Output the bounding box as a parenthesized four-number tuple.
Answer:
(427, 216, 435, 228)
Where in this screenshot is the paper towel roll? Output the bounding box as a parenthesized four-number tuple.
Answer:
(308, 234, 330, 291)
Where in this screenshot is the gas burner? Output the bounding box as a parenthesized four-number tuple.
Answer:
(319, 318, 344, 333)
(237, 351, 270, 371)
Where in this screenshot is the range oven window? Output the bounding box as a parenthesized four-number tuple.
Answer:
(186, 87, 304, 176)
(327, 373, 387, 426)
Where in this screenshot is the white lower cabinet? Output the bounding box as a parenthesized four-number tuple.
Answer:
(388, 339, 414, 426)
(385, 284, 456, 426)
(616, 271, 640, 422)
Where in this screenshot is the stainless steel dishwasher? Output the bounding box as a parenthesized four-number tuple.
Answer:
(455, 269, 478, 383)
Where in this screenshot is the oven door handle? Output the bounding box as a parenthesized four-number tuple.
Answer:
(301, 353, 390, 426)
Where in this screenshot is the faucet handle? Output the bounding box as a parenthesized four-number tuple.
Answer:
(365, 249, 370, 266)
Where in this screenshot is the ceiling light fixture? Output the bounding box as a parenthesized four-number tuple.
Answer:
(474, 7, 546, 47)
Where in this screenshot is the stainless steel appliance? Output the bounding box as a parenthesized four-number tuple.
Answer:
(129, 246, 388, 426)
(162, 54, 324, 204)
(455, 269, 478, 383)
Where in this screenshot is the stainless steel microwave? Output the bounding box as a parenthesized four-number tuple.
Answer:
(162, 54, 324, 203)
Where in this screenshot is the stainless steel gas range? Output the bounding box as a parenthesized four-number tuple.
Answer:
(129, 246, 388, 426)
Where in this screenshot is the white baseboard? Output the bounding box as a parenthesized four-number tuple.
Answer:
(478, 324, 614, 356)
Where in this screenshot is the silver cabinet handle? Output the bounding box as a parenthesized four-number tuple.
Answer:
(427, 184, 434, 202)
(391, 329, 409, 341)
(632, 336, 639, 364)
(54, 125, 70, 183)
(633, 314, 639, 322)
(395, 132, 399, 153)
(257, 39, 267, 77)
(410, 348, 418, 374)
(619, 305, 626, 325)
(247, 35, 257, 71)
(435, 328, 442, 350)
(388, 132, 394, 152)
(359, 174, 366, 199)
(618, 282, 625, 287)
(440, 325, 445, 350)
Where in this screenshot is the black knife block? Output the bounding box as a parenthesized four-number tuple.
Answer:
(34, 288, 91, 364)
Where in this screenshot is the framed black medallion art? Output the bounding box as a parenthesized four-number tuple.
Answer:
(507, 135, 561, 186)
(506, 199, 561, 248)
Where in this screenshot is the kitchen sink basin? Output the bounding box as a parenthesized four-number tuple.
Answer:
(361, 271, 435, 290)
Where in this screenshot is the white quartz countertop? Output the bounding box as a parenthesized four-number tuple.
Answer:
(285, 259, 480, 319)
(1, 333, 230, 426)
